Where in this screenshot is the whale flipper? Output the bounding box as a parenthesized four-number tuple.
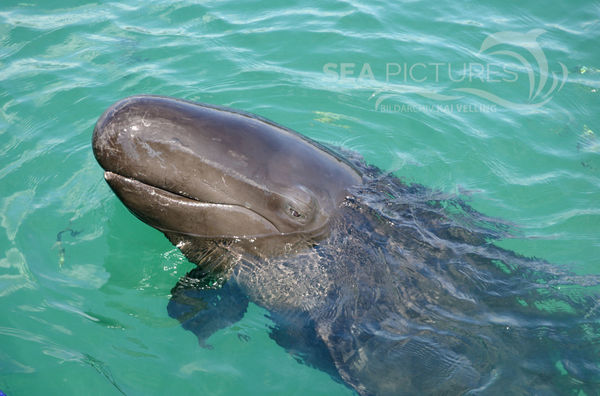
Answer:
(168, 266, 249, 348)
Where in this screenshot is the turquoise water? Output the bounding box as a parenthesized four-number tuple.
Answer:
(1, 0, 599, 394)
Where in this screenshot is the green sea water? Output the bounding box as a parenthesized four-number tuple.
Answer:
(1, 0, 599, 395)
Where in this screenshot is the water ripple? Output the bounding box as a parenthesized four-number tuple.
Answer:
(0, 247, 36, 297)
(0, 1, 598, 394)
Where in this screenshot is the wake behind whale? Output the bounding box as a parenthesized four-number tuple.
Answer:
(93, 95, 600, 395)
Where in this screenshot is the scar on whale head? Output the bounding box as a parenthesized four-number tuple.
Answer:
(92, 95, 600, 396)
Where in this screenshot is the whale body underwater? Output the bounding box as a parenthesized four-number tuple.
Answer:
(92, 95, 600, 395)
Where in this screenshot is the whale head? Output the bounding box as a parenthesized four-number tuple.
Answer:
(92, 95, 362, 247)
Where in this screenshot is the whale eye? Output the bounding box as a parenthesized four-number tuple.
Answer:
(282, 186, 317, 225)
(287, 205, 303, 219)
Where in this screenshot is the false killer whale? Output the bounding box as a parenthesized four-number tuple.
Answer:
(93, 95, 600, 395)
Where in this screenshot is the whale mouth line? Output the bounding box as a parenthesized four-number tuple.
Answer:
(104, 170, 203, 203)
(102, 170, 283, 236)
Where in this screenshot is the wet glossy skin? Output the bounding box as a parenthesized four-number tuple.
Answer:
(92, 95, 362, 240)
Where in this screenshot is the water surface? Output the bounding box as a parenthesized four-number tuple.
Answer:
(1, 0, 599, 394)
